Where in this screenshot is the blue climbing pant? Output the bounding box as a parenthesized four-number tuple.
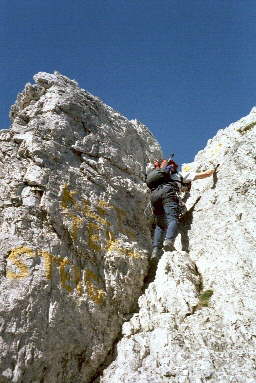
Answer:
(150, 184, 179, 249)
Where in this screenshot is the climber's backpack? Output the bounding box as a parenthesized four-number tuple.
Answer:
(146, 168, 171, 190)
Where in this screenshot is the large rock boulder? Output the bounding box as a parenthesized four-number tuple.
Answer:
(101, 109, 256, 382)
(0, 72, 161, 383)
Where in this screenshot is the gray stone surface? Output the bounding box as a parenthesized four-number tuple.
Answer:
(1, 72, 256, 383)
(0, 72, 161, 383)
(101, 109, 256, 382)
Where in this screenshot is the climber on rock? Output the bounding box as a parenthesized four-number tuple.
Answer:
(145, 156, 217, 258)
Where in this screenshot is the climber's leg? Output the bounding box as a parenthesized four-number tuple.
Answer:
(150, 187, 167, 251)
(161, 185, 179, 245)
(163, 200, 179, 244)
(152, 214, 167, 249)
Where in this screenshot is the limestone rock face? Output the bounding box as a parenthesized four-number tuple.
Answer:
(101, 110, 256, 382)
(0, 72, 161, 383)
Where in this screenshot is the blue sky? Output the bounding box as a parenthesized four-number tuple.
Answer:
(1, 0, 256, 164)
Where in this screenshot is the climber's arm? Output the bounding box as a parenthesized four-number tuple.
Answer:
(194, 165, 219, 180)
(194, 169, 214, 180)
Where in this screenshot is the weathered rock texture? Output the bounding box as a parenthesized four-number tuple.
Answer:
(101, 109, 256, 382)
(1, 72, 256, 383)
(0, 72, 161, 383)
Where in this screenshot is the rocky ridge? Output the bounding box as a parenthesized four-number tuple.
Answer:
(101, 108, 256, 382)
(0, 72, 161, 383)
(0, 72, 255, 383)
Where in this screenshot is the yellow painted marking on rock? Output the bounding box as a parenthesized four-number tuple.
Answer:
(59, 257, 73, 292)
(106, 231, 140, 258)
(40, 250, 54, 280)
(84, 269, 106, 304)
(96, 200, 110, 222)
(73, 265, 83, 296)
(6, 248, 82, 294)
(183, 165, 191, 172)
(60, 187, 140, 257)
(82, 200, 108, 226)
(61, 184, 77, 209)
(87, 222, 101, 251)
(97, 200, 110, 209)
(6, 247, 36, 279)
(69, 215, 83, 242)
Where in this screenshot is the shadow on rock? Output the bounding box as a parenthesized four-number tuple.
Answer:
(179, 196, 201, 252)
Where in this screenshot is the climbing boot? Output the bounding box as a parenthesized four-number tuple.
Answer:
(163, 239, 175, 251)
(151, 247, 161, 259)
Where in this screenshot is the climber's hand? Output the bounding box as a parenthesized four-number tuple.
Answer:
(214, 164, 220, 173)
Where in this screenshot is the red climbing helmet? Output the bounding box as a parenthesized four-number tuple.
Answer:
(168, 159, 179, 169)
(153, 154, 179, 171)
(167, 153, 179, 170)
